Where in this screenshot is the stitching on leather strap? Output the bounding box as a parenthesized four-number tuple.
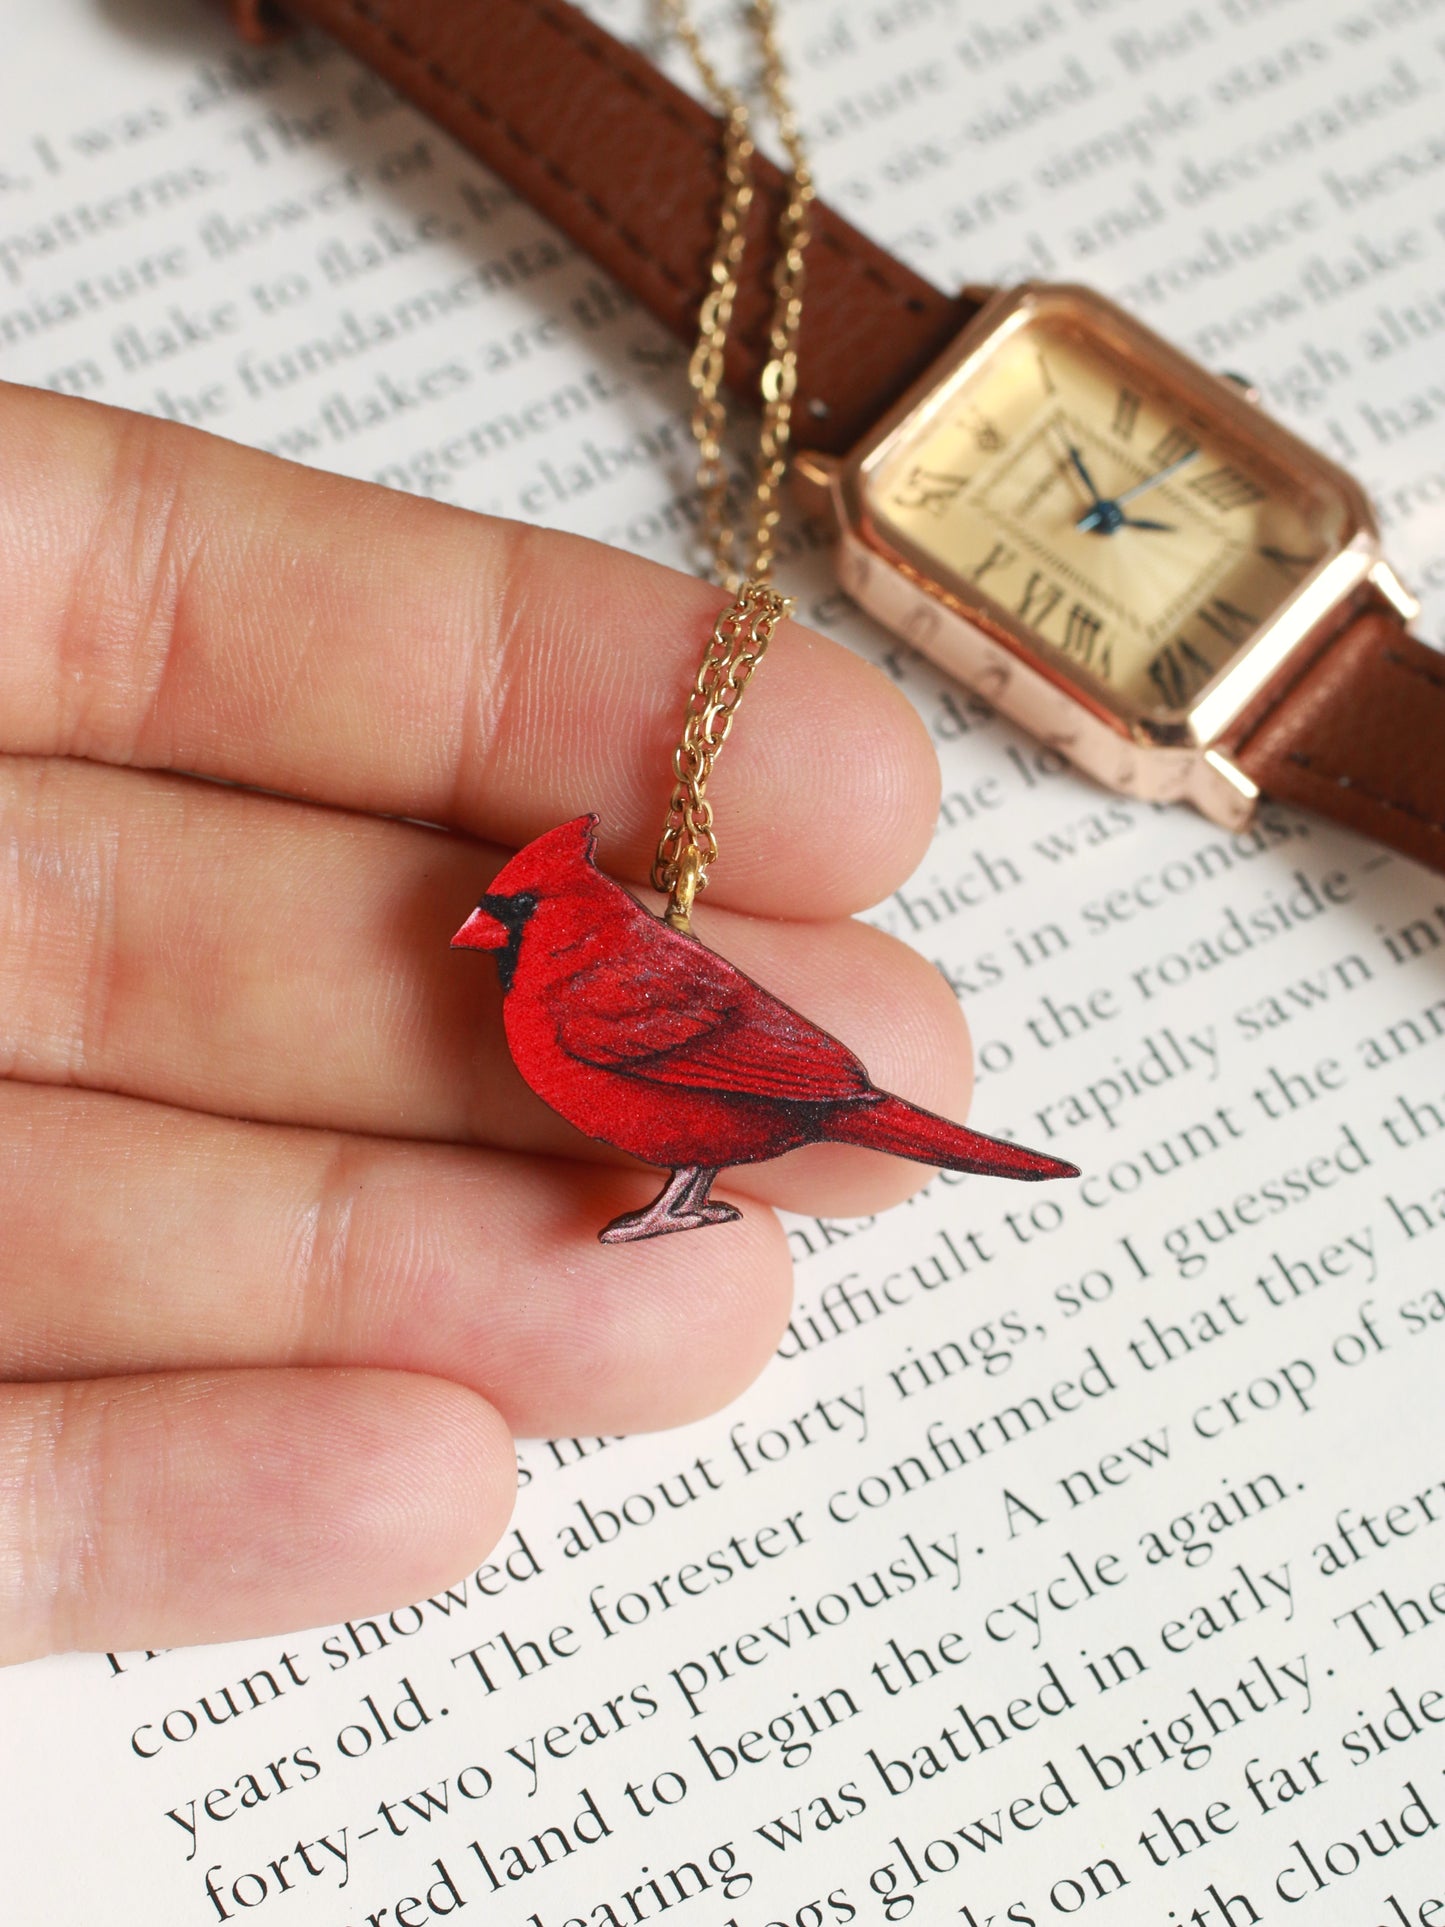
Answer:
(1384, 644, 1445, 695)
(1286, 751, 1445, 838)
(344, 0, 685, 294)
(341, 0, 934, 318)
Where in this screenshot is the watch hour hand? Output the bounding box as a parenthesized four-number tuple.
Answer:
(1076, 499, 1176, 536)
(1050, 423, 1104, 506)
(1066, 441, 1103, 505)
(1076, 447, 1199, 533)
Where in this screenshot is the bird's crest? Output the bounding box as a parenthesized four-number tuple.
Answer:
(488, 814, 601, 898)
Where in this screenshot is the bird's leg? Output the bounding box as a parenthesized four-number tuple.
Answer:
(598, 1166, 742, 1244)
(676, 1166, 742, 1227)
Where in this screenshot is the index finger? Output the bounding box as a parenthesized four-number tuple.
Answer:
(0, 382, 938, 917)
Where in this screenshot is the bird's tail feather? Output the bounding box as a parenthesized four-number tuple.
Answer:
(825, 1094, 1078, 1181)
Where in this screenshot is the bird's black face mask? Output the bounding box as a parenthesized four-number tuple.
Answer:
(473, 891, 538, 993)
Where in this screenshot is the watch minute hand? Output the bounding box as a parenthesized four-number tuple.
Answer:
(1113, 447, 1199, 507)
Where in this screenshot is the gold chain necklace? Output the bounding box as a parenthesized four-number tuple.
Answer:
(452, 7, 1076, 1245)
(650, 0, 816, 934)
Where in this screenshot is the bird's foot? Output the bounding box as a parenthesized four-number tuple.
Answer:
(693, 1200, 743, 1227)
(598, 1201, 740, 1243)
(598, 1167, 741, 1243)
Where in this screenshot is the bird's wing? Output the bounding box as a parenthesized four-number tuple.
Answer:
(555, 925, 874, 1104)
(626, 1000, 874, 1103)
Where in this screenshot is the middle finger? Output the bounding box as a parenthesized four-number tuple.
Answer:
(0, 757, 973, 1213)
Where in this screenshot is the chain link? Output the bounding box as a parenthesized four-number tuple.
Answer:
(748, 0, 814, 586)
(652, 579, 792, 920)
(651, 0, 814, 923)
(686, 97, 755, 591)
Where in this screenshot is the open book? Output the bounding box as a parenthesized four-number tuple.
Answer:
(3, 1, 1444, 1920)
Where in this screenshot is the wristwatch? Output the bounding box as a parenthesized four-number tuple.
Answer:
(233, 0, 1445, 876)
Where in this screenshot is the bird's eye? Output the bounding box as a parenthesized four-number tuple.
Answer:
(512, 893, 539, 919)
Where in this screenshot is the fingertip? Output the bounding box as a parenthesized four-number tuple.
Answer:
(0, 1369, 519, 1664)
(465, 1165, 795, 1437)
(173, 1368, 519, 1635)
(339, 1372, 519, 1605)
(800, 629, 945, 903)
(713, 619, 944, 916)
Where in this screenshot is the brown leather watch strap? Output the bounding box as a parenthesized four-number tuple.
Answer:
(235, 4, 1440, 873)
(240, 0, 979, 454)
(1236, 610, 1445, 873)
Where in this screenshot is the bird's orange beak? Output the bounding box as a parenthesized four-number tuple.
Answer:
(450, 901, 510, 950)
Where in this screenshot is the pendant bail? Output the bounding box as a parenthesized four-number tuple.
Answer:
(665, 846, 704, 933)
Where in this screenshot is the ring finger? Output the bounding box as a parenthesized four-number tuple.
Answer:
(0, 1081, 794, 1437)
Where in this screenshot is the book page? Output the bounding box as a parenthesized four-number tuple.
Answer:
(2, 1, 1444, 1922)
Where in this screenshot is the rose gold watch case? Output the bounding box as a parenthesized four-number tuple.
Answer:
(796, 283, 1417, 829)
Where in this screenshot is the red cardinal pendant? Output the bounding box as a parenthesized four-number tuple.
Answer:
(452, 817, 1077, 1244)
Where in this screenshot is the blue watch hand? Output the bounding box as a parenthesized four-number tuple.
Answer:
(1065, 439, 1104, 505)
(1076, 501, 1177, 535)
(1050, 423, 1103, 506)
(1113, 447, 1199, 506)
(1075, 448, 1198, 534)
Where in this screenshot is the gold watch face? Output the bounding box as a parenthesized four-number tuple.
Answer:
(863, 298, 1352, 721)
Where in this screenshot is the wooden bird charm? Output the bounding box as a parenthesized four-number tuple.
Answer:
(453, 817, 1077, 1243)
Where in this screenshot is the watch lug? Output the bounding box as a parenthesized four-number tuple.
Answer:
(1192, 748, 1260, 830)
(960, 283, 1000, 310)
(791, 448, 841, 520)
(1369, 558, 1420, 625)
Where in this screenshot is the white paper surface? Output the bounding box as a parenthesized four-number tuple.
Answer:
(2, 2, 1445, 1921)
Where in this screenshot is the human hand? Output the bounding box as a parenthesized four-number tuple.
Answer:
(0, 381, 971, 1665)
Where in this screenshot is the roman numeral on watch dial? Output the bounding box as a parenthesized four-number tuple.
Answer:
(972, 538, 1017, 585)
(1148, 425, 1198, 467)
(1061, 601, 1111, 676)
(892, 464, 970, 513)
(1018, 571, 1064, 626)
(1196, 597, 1257, 645)
(1112, 388, 1141, 441)
(1148, 636, 1216, 709)
(1188, 465, 1267, 512)
(963, 409, 1004, 451)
